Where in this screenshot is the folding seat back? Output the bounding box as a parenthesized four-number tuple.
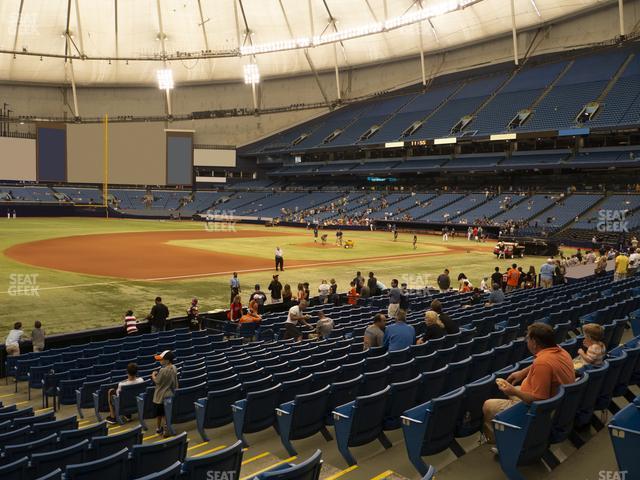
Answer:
(28, 365, 51, 396)
(384, 376, 421, 430)
(0, 425, 31, 447)
(339, 359, 365, 382)
(326, 375, 363, 425)
(388, 347, 410, 364)
(276, 386, 332, 456)
(471, 334, 491, 354)
(455, 374, 495, 437)
(503, 325, 519, 344)
(417, 366, 448, 404)
(0, 456, 29, 480)
(232, 383, 282, 446)
(608, 397, 640, 480)
(112, 380, 150, 422)
(242, 375, 274, 394)
(509, 339, 528, 364)
(181, 440, 244, 480)
(575, 362, 609, 427)
(207, 374, 240, 392)
(90, 424, 143, 460)
(279, 375, 312, 405)
(360, 366, 390, 396)
(58, 421, 108, 448)
(443, 357, 472, 394)
(30, 440, 89, 478)
(324, 354, 349, 371)
(92, 381, 118, 421)
(493, 390, 564, 479)
(469, 349, 494, 382)
(595, 350, 628, 411)
(237, 367, 267, 383)
(14, 358, 41, 384)
(608, 318, 627, 350)
(58, 377, 85, 406)
(491, 342, 514, 372)
(453, 340, 473, 362)
(309, 366, 340, 392)
(424, 337, 445, 355)
(550, 372, 590, 444)
(443, 332, 461, 349)
(613, 343, 640, 397)
(409, 342, 431, 357)
(3, 433, 59, 463)
(333, 387, 390, 466)
(206, 365, 234, 381)
(289, 356, 313, 370)
(12, 410, 54, 427)
(459, 327, 476, 343)
(435, 345, 457, 369)
(0, 406, 34, 422)
(260, 449, 322, 480)
(31, 415, 78, 441)
(553, 321, 571, 344)
(401, 387, 466, 476)
(195, 384, 243, 442)
(364, 353, 388, 373)
(129, 432, 187, 478)
(389, 359, 416, 384)
(164, 382, 208, 435)
(414, 351, 438, 375)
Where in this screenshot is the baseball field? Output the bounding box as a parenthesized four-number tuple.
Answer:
(0, 217, 559, 334)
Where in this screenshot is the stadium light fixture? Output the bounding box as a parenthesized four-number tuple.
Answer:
(239, 0, 479, 56)
(156, 68, 174, 90)
(243, 63, 260, 85)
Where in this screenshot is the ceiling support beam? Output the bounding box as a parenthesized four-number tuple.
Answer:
(418, 23, 427, 86)
(65, 35, 80, 119)
(11, 0, 25, 53)
(618, 0, 625, 37)
(278, 0, 331, 107)
(510, 0, 519, 65)
(333, 43, 341, 100)
(237, 0, 259, 111)
(74, 0, 86, 57)
(156, 0, 172, 116)
(114, 0, 119, 59)
(196, 0, 215, 76)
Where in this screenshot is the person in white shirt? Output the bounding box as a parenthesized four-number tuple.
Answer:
(317, 280, 330, 304)
(275, 247, 284, 271)
(284, 300, 312, 341)
(629, 248, 640, 274)
(5, 322, 25, 356)
(106, 362, 145, 424)
(480, 277, 490, 292)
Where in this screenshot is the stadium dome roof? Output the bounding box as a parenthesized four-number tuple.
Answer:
(0, 0, 611, 86)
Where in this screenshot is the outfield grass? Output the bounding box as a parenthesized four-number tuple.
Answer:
(0, 217, 564, 335)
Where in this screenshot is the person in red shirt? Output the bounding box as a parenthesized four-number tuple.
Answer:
(505, 263, 520, 293)
(228, 295, 243, 322)
(347, 281, 360, 305)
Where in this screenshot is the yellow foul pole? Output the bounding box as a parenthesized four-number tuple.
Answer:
(103, 114, 109, 219)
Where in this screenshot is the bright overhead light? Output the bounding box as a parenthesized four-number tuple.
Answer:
(529, 0, 541, 17)
(156, 69, 174, 90)
(239, 0, 479, 56)
(243, 63, 260, 85)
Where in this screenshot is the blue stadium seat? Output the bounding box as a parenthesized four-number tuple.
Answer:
(256, 449, 322, 480)
(469, 349, 495, 382)
(384, 376, 421, 430)
(414, 351, 438, 375)
(0, 406, 34, 423)
(31, 415, 78, 441)
(195, 384, 243, 442)
(549, 372, 590, 447)
(13, 410, 55, 428)
(180, 440, 243, 480)
(360, 367, 390, 396)
(443, 357, 472, 393)
(164, 382, 208, 436)
(276, 385, 333, 456)
(3, 433, 59, 463)
(364, 353, 388, 373)
(493, 390, 564, 480)
(65, 447, 129, 480)
(30, 440, 89, 478)
(455, 374, 495, 437)
(0, 456, 28, 479)
(130, 432, 188, 478)
(136, 386, 158, 431)
(416, 366, 448, 403)
(333, 387, 391, 466)
(0, 425, 31, 446)
(594, 350, 628, 412)
(325, 375, 363, 425)
(389, 359, 416, 384)
(112, 381, 150, 424)
(608, 396, 640, 480)
(232, 383, 282, 446)
(134, 461, 182, 480)
(401, 387, 466, 476)
(34, 468, 62, 480)
(58, 421, 108, 448)
(613, 343, 640, 398)
(76, 377, 110, 419)
(90, 424, 143, 459)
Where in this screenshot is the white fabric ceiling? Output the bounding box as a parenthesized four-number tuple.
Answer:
(0, 0, 609, 85)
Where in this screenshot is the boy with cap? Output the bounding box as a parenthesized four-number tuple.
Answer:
(152, 350, 178, 437)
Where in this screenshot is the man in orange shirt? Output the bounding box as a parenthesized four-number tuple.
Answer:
(505, 263, 520, 293)
(482, 323, 575, 444)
